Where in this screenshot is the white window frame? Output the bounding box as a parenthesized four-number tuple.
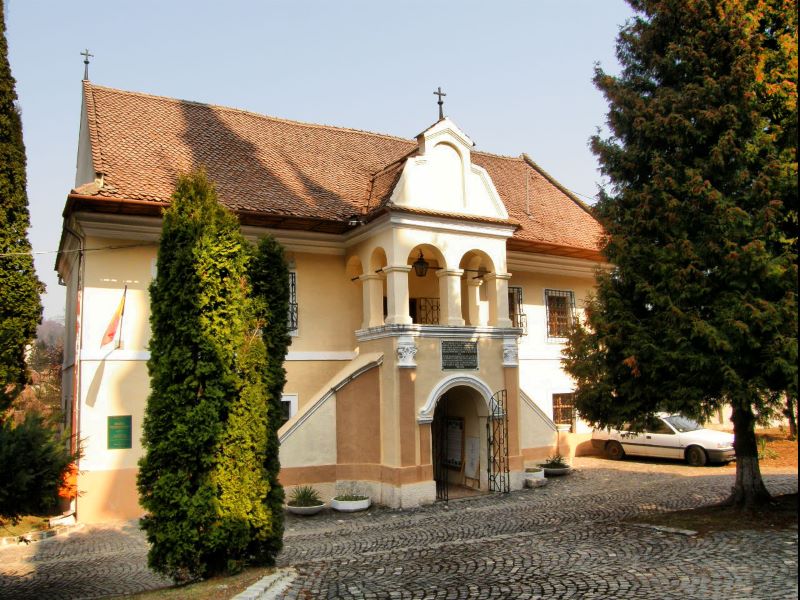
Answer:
(281, 393, 298, 421)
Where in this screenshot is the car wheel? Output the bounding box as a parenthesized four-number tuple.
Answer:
(606, 441, 625, 460)
(685, 445, 707, 466)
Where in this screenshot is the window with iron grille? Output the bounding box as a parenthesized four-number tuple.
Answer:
(552, 393, 576, 432)
(508, 286, 527, 334)
(545, 289, 575, 340)
(288, 272, 298, 334)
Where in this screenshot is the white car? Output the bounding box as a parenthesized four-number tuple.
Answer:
(591, 414, 735, 466)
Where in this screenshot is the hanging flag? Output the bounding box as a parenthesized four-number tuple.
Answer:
(101, 286, 127, 347)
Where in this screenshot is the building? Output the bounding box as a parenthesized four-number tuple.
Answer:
(57, 82, 607, 523)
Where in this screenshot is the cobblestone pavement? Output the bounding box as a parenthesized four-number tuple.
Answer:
(0, 458, 796, 599)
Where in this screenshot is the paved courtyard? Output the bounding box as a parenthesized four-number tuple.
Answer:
(0, 457, 796, 599)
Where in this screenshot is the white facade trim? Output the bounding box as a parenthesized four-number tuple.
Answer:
(507, 251, 611, 276)
(387, 212, 517, 240)
(281, 393, 299, 419)
(418, 374, 494, 424)
(78, 349, 357, 362)
(357, 323, 522, 342)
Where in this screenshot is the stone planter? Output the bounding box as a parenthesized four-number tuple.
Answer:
(524, 467, 545, 479)
(540, 465, 572, 476)
(286, 503, 325, 516)
(331, 497, 371, 512)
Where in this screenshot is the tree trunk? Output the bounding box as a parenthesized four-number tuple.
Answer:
(784, 395, 797, 440)
(726, 404, 771, 508)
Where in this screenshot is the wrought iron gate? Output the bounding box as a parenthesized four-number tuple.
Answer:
(433, 396, 448, 501)
(487, 389, 509, 493)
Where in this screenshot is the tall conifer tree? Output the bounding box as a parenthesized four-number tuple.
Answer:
(0, 2, 43, 411)
(247, 235, 291, 563)
(138, 170, 278, 580)
(564, 0, 797, 507)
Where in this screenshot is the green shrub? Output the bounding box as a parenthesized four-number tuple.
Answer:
(541, 454, 569, 468)
(288, 486, 322, 507)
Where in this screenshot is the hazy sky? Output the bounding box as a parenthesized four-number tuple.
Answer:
(5, 0, 635, 320)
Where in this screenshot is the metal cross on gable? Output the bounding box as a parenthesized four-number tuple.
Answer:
(81, 49, 94, 81)
(433, 86, 446, 120)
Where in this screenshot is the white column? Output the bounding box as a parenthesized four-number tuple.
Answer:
(485, 272, 512, 328)
(359, 273, 384, 329)
(466, 278, 484, 326)
(437, 268, 465, 327)
(384, 265, 412, 325)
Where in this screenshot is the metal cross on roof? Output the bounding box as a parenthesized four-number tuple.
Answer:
(433, 86, 446, 120)
(81, 49, 94, 81)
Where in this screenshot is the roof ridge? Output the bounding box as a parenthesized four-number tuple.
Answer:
(471, 148, 526, 161)
(520, 153, 594, 215)
(85, 83, 419, 146)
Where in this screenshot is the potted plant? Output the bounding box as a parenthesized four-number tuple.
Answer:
(539, 453, 572, 476)
(331, 484, 371, 512)
(286, 485, 325, 515)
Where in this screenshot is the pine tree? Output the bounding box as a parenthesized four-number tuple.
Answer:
(564, 0, 797, 508)
(0, 2, 44, 412)
(137, 170, 277, 581)
(247, 234, 291, 563)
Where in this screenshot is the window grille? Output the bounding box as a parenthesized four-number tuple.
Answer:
(552, 393, 576, 432)
(545, 289, 575, 340)
(508, 286, 527, 334)
(288, 272, 298, 333)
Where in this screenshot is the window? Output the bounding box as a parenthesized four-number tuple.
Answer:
(552, 393, 576, 432)
(508, 286, 527, 334)
(289, 272, 298, 334)
(545, 289, 576, 340)
(279, 394, 298, 427)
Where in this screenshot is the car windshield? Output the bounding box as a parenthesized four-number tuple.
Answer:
(664, 415, 702, 433)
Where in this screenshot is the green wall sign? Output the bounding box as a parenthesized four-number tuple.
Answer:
(107, 415, 132, 449)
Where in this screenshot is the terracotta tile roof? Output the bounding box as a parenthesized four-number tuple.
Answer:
(73, 83, 603, 256)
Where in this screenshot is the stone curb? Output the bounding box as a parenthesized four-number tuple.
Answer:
(0, 522, 84, 546)
(233, 567, 296, 600)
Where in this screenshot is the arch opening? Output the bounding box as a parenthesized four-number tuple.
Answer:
(430, 383, 491, 501)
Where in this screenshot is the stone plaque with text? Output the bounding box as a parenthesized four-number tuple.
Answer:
(441, 340, 478, 370)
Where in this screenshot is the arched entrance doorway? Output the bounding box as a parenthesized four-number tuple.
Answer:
(431, 384, 509, 501)
(432, 386, 486, 501)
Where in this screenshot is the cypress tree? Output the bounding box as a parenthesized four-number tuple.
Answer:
(564, 0, 797, 508)
(247, 235, 290, 563)
(0, 4, 72, 526)
(0, 2, 44, 411)
(138, 170, 276, 580)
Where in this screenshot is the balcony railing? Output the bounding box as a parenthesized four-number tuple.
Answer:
(414, 297, 440, 325)
(288, 302, 298, 332)
(510, 312, 527, 335)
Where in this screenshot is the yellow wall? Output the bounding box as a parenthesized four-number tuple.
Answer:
(290, 252, 361, 351)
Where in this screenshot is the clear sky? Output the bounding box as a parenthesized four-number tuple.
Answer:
(5, 0, 635, 320)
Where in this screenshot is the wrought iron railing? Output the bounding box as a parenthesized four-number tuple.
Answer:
(510, 312, 527, 334)
(288, 302, 298, 332)
(415, 297, 440, 325)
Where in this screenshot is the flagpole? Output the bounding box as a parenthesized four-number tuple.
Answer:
(116, 285, 127, 350)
